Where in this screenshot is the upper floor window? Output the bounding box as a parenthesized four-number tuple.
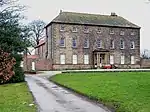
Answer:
(84, 38, 89, 48)
(120, 31, 125, 35)
(83, 26, 89, 33)
(60, 37, 65, 47)
(97, 28, 102, 33)
(60, 25, 65, 31)
(97, 39, 102, 48)
(131, 32, 135, 35)
(72, 26, 77, 32)
(110, 28, 114, 34)
(110, 40, 114, 49)
(72, 38, 77, 48)
(120, 39, 125, 49)
(130, 41, 135, 49)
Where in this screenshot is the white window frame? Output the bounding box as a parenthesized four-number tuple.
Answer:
(60, 37, 65, 47)
(72, 26, 77, 32)
(110, 29, 114, 34)
(84, 55, 89, 64)
(97, 39, 102, 48)
(84, 26, 89, 33)
(60, 54, 65, 64)
(120, 39, 125, 49)
(120, 31, 125, 35)
(72, 38, 77, 48)
(73, 55, 77, 64)
(121, 56, 125, 64)
(84, 38, 89, 48)
(97, 28, 102, 33)
(130, 41, 135, 49)
(110, 40, 115, 49)
(110, 55, 114, 65)
(131, 32, 135, 36)
(60, 25, 65, 31)
(131, 56, 135, 64)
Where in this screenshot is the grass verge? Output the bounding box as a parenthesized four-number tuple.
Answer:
(0, 82, 36, 112)
(50, 72, 150, 112)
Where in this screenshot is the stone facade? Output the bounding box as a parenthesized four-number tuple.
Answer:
(45, 11, 141, 70)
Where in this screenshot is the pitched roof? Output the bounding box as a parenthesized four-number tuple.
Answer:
(35, 39, 46, 48)
(48, 11, 140, 28)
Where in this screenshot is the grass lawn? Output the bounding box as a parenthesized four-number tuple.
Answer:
(0, 83, 36, 112)
(50, 72, 150, 112)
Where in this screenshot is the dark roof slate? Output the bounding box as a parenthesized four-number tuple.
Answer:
(49, 11, 140, 28)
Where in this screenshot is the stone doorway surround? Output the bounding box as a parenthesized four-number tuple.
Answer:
(93, 49, 110, 68)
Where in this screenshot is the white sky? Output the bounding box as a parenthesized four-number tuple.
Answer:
(19, 0, 150, 50)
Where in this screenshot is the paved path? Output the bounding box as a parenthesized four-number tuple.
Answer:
(25, 72, 110, 112)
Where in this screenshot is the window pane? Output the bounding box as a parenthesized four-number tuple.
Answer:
(110, 55, 114, 64)
(60, 38, 65, 47)
(60, 55, 65, 64)
(131, 56, 135, 64)
(110, 40, 114, 48)
(97, 39, 102, 48)
(72, 38, 77, 48)
(121, 56, 125, 64)
(73, 55, 77, 64)
(60, 25, 64, 31)
(73, 27, 77, 32)
(84, 39, 89, 48)
(131, 41, 135, 49)
(84, 55, 89, 64)
(120, 40, 124, 49)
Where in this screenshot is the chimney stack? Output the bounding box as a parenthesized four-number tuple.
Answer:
(111, 12, 117, 16)
(60, 10, 63, 14)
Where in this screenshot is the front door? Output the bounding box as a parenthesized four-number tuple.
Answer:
(100, 54, 105, 66)
(94, 53, 105, 68)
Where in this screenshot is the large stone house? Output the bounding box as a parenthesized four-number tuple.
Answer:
(45, 11, 140, 70)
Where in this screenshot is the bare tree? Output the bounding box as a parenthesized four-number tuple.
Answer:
(28, 20, 46, 46)
(141, 49, 150, 59)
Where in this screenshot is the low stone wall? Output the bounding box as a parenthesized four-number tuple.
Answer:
(53, 64, 93, 70)
(141, 59, 150, 68)
(117, 64, 140, 69)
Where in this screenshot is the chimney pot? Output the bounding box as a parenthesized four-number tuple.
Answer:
(111, 12, 117, 16)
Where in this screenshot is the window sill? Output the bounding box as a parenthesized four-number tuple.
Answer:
(72, 31, 78, 33)
(72, 47, 77, 49)
(97, 32, 102, 34)
(83, 47, 89, 49)
(110, 48, 115, 50)
(59, 46, 66, 48)
(110, 33, 115, 35)
(84, 31, 89, 34)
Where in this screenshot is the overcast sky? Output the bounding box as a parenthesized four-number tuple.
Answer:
(19, 0, 150, 50)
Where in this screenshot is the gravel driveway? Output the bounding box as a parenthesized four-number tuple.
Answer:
(25, 72, 110, 112)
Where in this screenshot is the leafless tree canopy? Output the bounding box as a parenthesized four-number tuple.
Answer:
(28, 20, 46, 46)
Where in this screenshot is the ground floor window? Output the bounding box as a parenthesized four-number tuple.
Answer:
(121, 55, 125, 64)
(73, 55, 77, 64)
(131, 56, 135, 64)
(110, 55, 114, 64)
(84, 55, 89, 64)
(60, 54, 65, 64)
